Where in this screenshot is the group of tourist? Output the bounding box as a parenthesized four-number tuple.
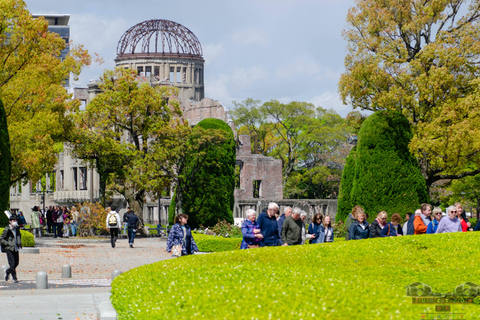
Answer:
(17, 205, 79, 239)
(240, 202, 334, 249)
(346, 202, 476, 240)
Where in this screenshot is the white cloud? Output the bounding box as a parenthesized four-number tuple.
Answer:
(232, 29, 269, 46)
(309, 92, 352, 116)
(203, 44, 226, 66)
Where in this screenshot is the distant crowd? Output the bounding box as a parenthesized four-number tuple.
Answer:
(15, 205, 80, 239)
(346, 202, 478, 240)
(240, 203, 333, 249)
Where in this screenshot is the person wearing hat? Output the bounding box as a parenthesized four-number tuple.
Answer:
(0, 215, 22, 283)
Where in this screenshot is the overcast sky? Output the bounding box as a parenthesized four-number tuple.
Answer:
(25, 0, 357, 117)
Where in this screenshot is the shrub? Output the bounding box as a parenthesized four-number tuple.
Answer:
(0, 228, 35, 247)
(169, 118, 235, 228)
(336, 146, 356, 222)
(348, 111, 428, 220)
(0, 99, 11, 227)
(207, 220, 242, 238)
(332, 220, 347, 239)
(111, 232, 480, 319)
(77, 202, 108, 237)
(193, 233, 242, 252)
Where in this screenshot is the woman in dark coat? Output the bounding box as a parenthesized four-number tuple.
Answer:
(349, 211, 370, 240)
(307, 213, 323, 244)
(369, 211, 387, 238)
(166, 214, 198, 257)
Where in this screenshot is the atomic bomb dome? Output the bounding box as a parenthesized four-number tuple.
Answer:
(116, 19, 203, 58)
(115, 19, 205, 102)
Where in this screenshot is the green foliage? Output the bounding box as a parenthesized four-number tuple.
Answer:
(0, 228, 35, 247)
(231, 99, 350, 199)
(347, 111, 428, 220)
(336, 146, 356, 222)
(208, 220, 242, 238)
(170, 118, 235, 228)
(194, 233, 242, 252)
(112, 232, 480, 319)
(332, 220, 347, 239)
(0, 99, 10, 227)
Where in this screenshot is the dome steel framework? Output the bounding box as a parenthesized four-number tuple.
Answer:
(116, 19, 203, 58)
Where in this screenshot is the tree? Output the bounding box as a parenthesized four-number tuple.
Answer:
(72, 67, 182, 218)
(0, 0, 91, 187)
(344, 111, 428, 220)
(441, 172, 480, 220)
(231, 99, 349, 198)
(339, 0, 480, 190)
(0, 98, 11, 226)
(167, 119, 235, 228)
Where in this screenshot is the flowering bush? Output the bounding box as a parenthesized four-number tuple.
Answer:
(112, 232, 480, 319)
(77, 202, 108, 237)
(206, 220, 242, 238)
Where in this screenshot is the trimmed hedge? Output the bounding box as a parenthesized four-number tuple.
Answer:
(336, 145, 356, 222)
(112, 232, 480, 319)
(0, 99, 11, 227)
(169, 118, 235, 228)
(0, 228, 35, 247)
(342, 111, 427, 221)
(194, 233, 241, 252)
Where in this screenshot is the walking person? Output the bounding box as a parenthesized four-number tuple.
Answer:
(349, 211, 370, 240)
(106, 207, 121, 248)
(307, 213, 322, 244)
(426, 207, 442, 234)
(46, 206, 54, 234)
(240, 209, 263, 249)
(370, 211, 387, 238)
(281, 207, 303, 246)
(317, 215, 334, 243)
(70, 206, 79, 237)
(17, 212, 26, 230)
(30, 206, 41, 239)
(53, 206, 64, 238)
(166, 214, 199, 257)
(257, 202, 281, 247)
(125, 209, 139, 248)
(0, 215, 22, 283)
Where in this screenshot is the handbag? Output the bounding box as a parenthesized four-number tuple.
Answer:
(172, 244, 182, 257)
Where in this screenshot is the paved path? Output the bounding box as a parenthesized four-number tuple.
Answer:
(0, 237, 172, 319)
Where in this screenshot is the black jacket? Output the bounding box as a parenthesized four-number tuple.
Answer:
(126, 213, 139, 229)
(369, 220, 384, 238)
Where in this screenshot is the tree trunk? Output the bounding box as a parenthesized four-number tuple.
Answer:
(0, 99, 11, 227)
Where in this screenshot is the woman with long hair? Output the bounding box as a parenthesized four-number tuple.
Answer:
(307, 213, 323, 244)
(317, 215, 334, 243)
(166, 214, 199, 257)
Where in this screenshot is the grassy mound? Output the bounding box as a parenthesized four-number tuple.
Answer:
(0, 228, 35, 247)
(112, 232, 480, 319)
(194, 233, 242, 252)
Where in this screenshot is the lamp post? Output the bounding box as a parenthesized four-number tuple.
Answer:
(36, 188, 52, 215)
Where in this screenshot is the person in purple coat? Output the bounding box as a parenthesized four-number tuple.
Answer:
(241, 209, 263, 249)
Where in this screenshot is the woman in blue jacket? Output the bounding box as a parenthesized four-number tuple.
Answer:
(307, 213, 323, 244)
(167, 214, 198, 257)
(349, 211, 370, 240)
(426, 207, 442, 234)
(317, 215, 334, 243)
(381, 213, 403, 237)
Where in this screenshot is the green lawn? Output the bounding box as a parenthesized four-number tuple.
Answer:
(111, 232, 480, 319)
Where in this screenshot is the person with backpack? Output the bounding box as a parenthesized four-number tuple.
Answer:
(106, 206, 121, 248)
(125, 209, 139, 248)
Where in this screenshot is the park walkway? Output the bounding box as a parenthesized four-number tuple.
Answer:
(0, 237, 172, 320)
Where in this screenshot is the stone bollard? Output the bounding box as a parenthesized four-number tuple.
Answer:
(111, 269, 122, 280)
(36, 271, 48, 289)
(1, 265, 8, 277)
(62, 264, 71, 278)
